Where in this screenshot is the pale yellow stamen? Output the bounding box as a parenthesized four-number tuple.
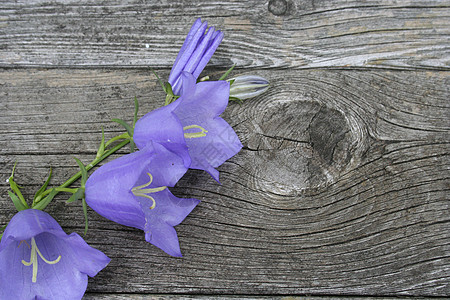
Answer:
(21, 237, 61, 283)
(132, 173, 167, 209)
(183, 124, 208, 139)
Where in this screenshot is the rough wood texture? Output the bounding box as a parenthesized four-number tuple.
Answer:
(1, 68, 449, 297)
(83, 295, 438, 300)
(1, 0, 449, 69)
(1, 0, 449, 298)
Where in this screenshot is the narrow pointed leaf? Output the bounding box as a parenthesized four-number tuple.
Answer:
(150, 69, 167, 93)
(8, 179, 27, 207)
(33, 168, 52, 201)
(32, 188, 58, 210)
(8, 190, 28, 211)
(8, 163, 27, 208)
(96, 127, 106, 159)
(165, 82, 174, 97)
(74, 158, 88, 186)
(133, 96, 139, 127)
(219, 65, 235, 80)
(82, 197, 89, 235)
(111, 118, 134, 138)
(66, 188, 85, 203)
(164, 83, 180, 105)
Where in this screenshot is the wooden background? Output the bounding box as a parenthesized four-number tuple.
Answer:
(1, 0, 449, 298)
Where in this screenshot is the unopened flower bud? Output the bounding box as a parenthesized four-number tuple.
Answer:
(229, 75, 269, 100)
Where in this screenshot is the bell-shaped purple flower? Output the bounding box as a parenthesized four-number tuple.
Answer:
(0, 209, 110, 300)
(85, 141, 199, 257)
(134, 72, 243, 182)
(168, 18, 224, 95)
(133, 99, 191, 170)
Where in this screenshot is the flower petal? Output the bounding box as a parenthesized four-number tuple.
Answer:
(85, 147, 150, 230)
(185, 117, 243, 182)
(183, 25, 215, 74)
(172, 18, 202, 68)
(134, 101, 191, 169)
(176, 72, 230, 118)
(169, 20, 208, 92)
(168, 19, 223, 95)
(171, 73, 243, 181)
(137, 189, 200, 257)
(65, 233, 111, 277)
(1, 209, 66, 251)
(85, 142, 189, 234)
(192, 30, 224, 79)
(0, 210, 109, 300)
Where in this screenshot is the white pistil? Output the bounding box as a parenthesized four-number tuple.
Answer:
(183, 124, 208, 139)
(21, 237, 61, 283)
(132, 173, 167, 209)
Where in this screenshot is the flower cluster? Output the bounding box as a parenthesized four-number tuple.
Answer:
(85, 18, 243, 256)
(1, 18, 268, 299)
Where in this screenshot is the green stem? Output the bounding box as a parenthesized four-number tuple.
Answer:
(54, 187, 78, 194)
(35, 139, 130, 203)
(105, 132, 129, 147)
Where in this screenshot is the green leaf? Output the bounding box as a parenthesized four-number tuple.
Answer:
(133, 96, 139, 127)
(32, 188, 58, 210)
(8, 191, 28, 211)
(74, 158, 88, 187)
(10, 160, 17, 177)
(111, 118, 134, 138)
(150, 69, 167, 93)
(66, 188, 85, 203)
(219, 65, 236, 81)
(82, 197, 89, 235)
(8, 179, 27, 207)
(96, 127, 106, 159)
(164, 83, 181, 105)
(33, 167, 52, 201)
(165, 82, 174, 97)
(8, 162, 28, 209)
(111, 118, 135, 152)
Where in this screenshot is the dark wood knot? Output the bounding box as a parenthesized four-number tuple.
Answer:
(268, 0, 288, 16)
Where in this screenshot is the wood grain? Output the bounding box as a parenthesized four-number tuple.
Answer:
(0, 68, 448, 296)
(83, 295, 429, 300)
(1, 0, 449, 70)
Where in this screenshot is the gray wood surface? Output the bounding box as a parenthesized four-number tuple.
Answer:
(1, 0, 449, 298)
(1, 0, 449, 69)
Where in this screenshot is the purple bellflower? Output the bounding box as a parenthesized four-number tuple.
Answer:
(85, 141, 199, 257)
(168, 18, 224, 95)
(134, 72, 243, 182)
(0, 209, 110, 300)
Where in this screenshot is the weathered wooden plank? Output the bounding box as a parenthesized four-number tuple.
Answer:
(83, 295, 443, 300)
(0, 68, 449, 296)
(1, 0, 449, 69)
